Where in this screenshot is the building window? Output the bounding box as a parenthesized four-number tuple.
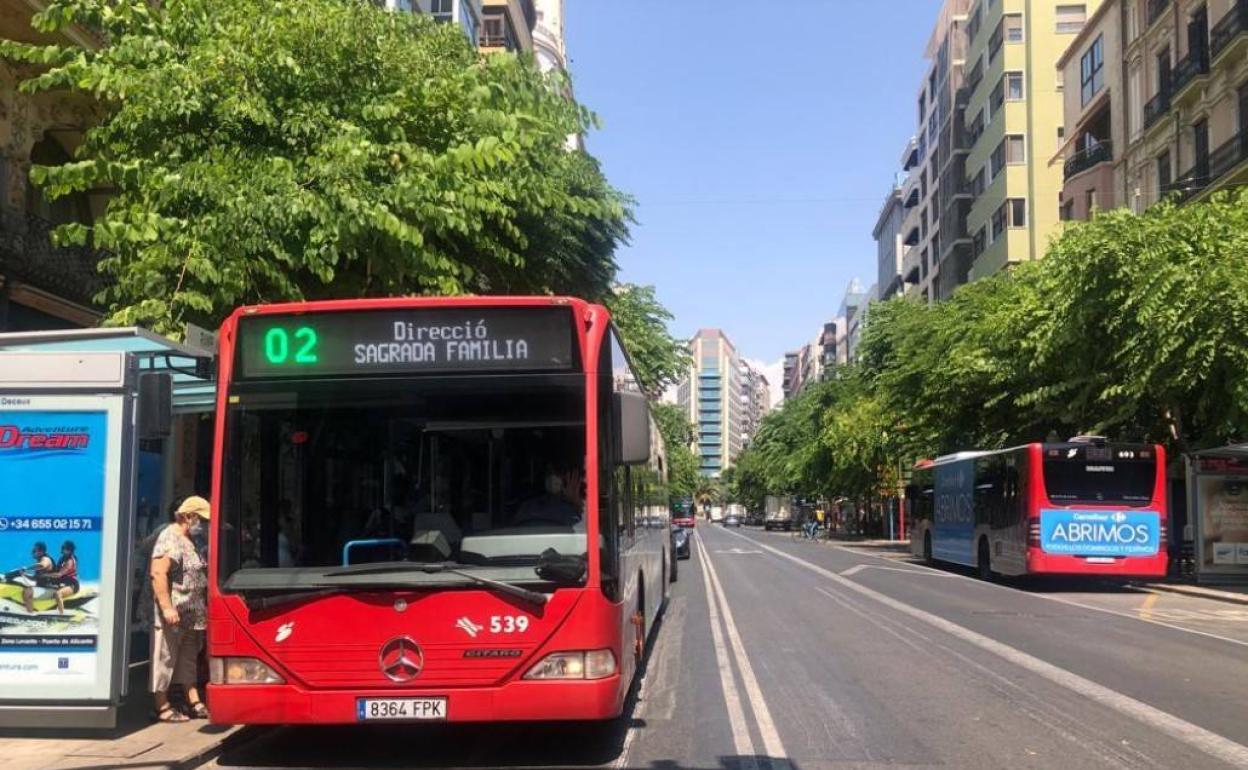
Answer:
(991, 140, 1006, 178)
(1085, 188, 1098, 213)
(973, 226, 986, 256)
(1056, 4, 1087, 34)
(1193, 118, 1210, 176)
(992, 203, 1007, 239)
(1009, 198, 1027, 227)
(1005, 14, 1024, 42)
(989, 22, 1004, 63)
(458, 0, 479, 43)
(1128, 66, 1143, 138)
(973, 166, 986, 196)
(1006, 72, 1025, 101)
(968, 3, 982, 41)
(1061, 199, 1075, 221)
(969, 109, 985, 143)
(990, 79, 1005, 116)
(1081, 35, 1104, 105)
(430, 0, 452, 21)
(1157, 149, 1171, 193)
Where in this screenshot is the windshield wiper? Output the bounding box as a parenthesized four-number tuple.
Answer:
(323, 562, 549, 607)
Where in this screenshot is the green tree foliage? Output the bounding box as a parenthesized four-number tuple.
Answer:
(4, 0, 629, 335)
(606, 284, 690, 397)
(735, 190, 1248, 503)
(650, 402, 698, 501)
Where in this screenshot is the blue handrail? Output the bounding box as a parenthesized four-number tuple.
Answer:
(342, 538, 407, 567)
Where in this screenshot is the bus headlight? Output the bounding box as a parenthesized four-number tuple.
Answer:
(523, 650, 616, 680)
(210, 656, 285, 685)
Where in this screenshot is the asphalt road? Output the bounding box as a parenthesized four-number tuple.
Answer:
(206, 525, 1248, 770)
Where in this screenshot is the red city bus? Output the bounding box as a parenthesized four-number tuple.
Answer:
(907, 439, 1168, 579)
(206, 297, 671, 724)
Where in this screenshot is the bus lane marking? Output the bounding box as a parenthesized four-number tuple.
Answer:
(697, 534, 788, 768)
(694, 532, 759, 768)
(720, 527, 1248, 769)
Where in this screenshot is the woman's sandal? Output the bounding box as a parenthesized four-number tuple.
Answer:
(187, 701, 210, 719)
(156, 705, 189, 723)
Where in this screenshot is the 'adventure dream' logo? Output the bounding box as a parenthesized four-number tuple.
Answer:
(0, 425, 91, 450)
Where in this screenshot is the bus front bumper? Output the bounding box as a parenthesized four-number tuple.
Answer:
(207, 674, 625, 725)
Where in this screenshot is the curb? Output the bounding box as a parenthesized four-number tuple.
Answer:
(1136, 582, 1248, 606)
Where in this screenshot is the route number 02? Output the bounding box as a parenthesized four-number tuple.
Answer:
(263, 326, 319, 365)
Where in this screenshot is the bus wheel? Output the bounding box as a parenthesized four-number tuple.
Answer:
(923, 532, 933, 563)
(978, 538, 994, 581)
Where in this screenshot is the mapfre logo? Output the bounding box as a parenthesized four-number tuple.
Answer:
(0, 425, 90, 450)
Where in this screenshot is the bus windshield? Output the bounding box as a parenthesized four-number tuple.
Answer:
(1042, 453, 1156, 506)
(218, 374, 587, 590)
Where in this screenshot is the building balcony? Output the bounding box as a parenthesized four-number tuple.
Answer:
(1211, 0, 1248, 63)
(1171, 46, 1209, 106)
(1143, 88, 1171, 131)
(1147, 0, 1171, 27)
(1063, 141, 1113, 181)
(1170, 131, 1248, 201)
(0, 207, 107, 309)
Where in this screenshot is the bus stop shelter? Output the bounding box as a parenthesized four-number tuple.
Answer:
(1186, 445, 1248, 584)
(0, 327, 214, 727)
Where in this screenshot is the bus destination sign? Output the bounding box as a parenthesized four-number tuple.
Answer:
(237, 307, 576, 378)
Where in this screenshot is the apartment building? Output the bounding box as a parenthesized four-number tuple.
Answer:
(1057, 1, 1125, 220)
(964, 1, 1101, 282)
(874, 183, 907, 301)
(479, 0, 537, 52)
(677, 329, 748, 477)
(899, 0, 974, 303)
(1120, 0, 1248, 208)
(839, 279, 872, 363)
(740, 363, 772, 448)
(0, 4, 106, 332)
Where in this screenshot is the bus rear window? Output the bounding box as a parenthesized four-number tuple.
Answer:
(1042, 458, 1156, 506)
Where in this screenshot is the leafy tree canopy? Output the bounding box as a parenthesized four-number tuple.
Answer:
(606, 283, 690, 397)
(4, 0, 629, 335)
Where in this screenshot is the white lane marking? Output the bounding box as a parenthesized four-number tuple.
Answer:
(833, 542, 1248, 649)
(694, 532, 758, 766)
(812, 586, 1164, 770)
(716, 548, 764, 555)
(721, 527, 1248, 768)
(697, 534, 788, 766)
(839, 564, 949, 577)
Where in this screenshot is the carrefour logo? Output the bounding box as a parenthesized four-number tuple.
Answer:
(0, 425, 91, 450)
(1040, 509, 1160, 557)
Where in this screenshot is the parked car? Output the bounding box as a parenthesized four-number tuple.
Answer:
(723, 514, 742, 528)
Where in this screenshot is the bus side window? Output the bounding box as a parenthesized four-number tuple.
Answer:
(598, 344, 620, 599)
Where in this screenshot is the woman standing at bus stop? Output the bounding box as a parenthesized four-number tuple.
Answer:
(149, 496, 211, 722)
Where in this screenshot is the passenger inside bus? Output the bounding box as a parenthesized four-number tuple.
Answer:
(219, 379, 589, 576)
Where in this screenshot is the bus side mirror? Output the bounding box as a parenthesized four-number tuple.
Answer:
(138, 372, 173, 440)
(614, 391, 650, 465)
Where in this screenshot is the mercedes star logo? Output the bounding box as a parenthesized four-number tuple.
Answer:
(378, 636, 424, 683)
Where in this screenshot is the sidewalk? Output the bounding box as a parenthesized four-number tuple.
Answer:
(0, 669, 247, 770)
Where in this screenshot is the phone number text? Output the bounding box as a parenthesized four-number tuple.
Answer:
(0, 517, 100, 532)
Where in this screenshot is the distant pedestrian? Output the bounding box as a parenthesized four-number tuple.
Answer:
(149, 495, 211, 722)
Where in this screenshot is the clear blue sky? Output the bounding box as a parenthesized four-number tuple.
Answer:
(567, 0, 942, 370)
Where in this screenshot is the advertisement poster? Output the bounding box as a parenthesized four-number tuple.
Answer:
(1199, 478, 1248, 569)
(0, 407, 111, 690)
(1039, 509, 1160, 556)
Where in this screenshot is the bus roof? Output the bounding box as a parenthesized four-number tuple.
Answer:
(229, 295, 594, 321)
